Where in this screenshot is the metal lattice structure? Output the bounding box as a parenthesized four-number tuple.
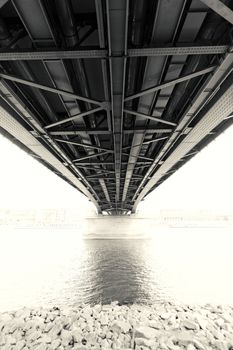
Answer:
(0, 0, 233, 215)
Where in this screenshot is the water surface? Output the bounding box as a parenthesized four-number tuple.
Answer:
(0, 228, 232, 311)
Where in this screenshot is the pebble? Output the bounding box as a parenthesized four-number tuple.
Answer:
(111, 320, 131, 334)
(183, 320, 198, 330)
(0, 302, 233, 349)
(134, 326, 158, 339)
(160, 312, 171, 320)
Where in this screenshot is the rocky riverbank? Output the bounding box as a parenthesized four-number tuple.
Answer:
(0, 302, 233, 350)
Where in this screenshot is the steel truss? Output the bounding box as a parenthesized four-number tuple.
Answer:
(0, 0, 232, 214)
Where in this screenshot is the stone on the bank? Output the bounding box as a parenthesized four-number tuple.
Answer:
(160, 312, 171, 320)
(39, 335, 52, 344)
(14, 340, 26, 350)
(100, 337, 110, 348)
(71, 329, 82, 343)
(27, 330, 41, 342)
(0, 334, 6, 345)
(44, 322, 54, 333)
(0, 321, 5, 332)
(215, 340, 229, 350)
(99, 314, 109, 326)
(1, 345, 11, 350)
(50, 339, 61, 350)
(195, 315, 208, 330)
(134, 326, 158, 339)
(48, 324, 62, 338)
(135, 337, 153, 347)
(193, 338, 206, 350)
(60, 329, 72, 346)
(215, 318, 225, 327)
(85, 331, 97, 345)
(5, 334, 16, 345)
(182, 320, 198, 330)
(166, 338, 181, 350)
(187, 344, 196, 350)
(148, 320, 163, 329)
(111, 320, 131, 333)
(172, 331, 195, 345)
(221, 314, 233, 323)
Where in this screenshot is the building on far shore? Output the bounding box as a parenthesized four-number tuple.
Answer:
(0, 208, 232, 229)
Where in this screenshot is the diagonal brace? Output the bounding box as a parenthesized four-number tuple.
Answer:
(0, 72, 104, 106)
(124, 66, 216, 101)
(45, 106, 104, 129)
(200, 0, 233, 25)
(124, 109, 177, 126)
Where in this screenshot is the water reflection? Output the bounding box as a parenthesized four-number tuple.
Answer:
(0, 228, 233, 312)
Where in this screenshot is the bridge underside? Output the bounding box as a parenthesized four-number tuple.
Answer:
(0, 0, 233, 215)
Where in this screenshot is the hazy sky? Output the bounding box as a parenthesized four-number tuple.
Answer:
(0, 124, 233, 214)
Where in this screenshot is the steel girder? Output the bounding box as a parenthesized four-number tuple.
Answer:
(0, 45, 231, 61)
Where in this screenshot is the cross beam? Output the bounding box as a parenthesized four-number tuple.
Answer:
(49, 129, 110, 135)
(0, 45, 229, 61)
(0, 49, 107, 60)
(128, 45, 230, 57)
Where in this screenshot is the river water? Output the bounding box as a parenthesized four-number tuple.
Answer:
(0, 227, 233, 311)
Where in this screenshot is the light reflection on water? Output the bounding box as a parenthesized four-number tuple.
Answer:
(0, 228, 233, 311)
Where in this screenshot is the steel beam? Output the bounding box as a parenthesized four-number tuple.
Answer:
(124, 109, 177, 126)
(87, 172, 115, 178)
(0, 0, 8, 8)
(128, 45, 230, 57)
(73, 151, 111, 162)
(0, 49, 107, 61)
(75, 165, 115, 174)
(55, 138, 113, 153)
(49, 129, 111, 135)
(200, 0, 233, 25)
(107, 0, 129, 206)
(74, 161, 152, 165)
(124, 128, 172, 134)
(95, 0, 112, 132)
(0, 46, 227, 61)
(134, 164, 151, 170)
(49, 128, 172, 136)
(124, 66, 216, 101)
(0, 73, 104, 106)
(99, 178, 111, 202)
(121, 0, 189, 206)
(122, 136, 169, 150)
(88, 176, 141, 180)
(45, 107, 104, 129)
